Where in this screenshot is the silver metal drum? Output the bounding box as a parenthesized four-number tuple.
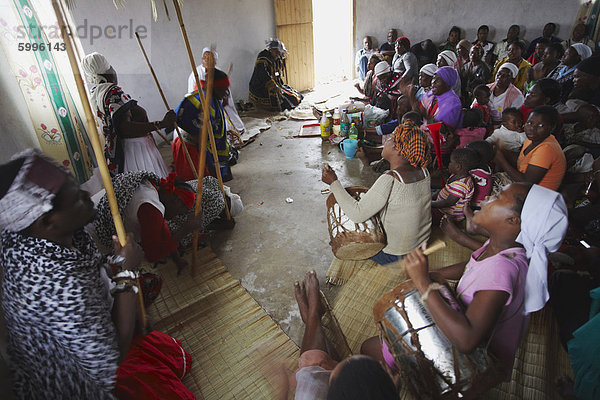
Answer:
(373, 275, 498, 399)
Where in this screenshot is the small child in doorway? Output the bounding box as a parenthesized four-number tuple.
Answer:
(465, 140, 494, 209)
(455, 108, 487, 148)
(432, 147, 478, 222)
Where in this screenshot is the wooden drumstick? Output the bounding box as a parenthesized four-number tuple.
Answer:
(388, 240, 447, 270)
(51, 0, 147, 329)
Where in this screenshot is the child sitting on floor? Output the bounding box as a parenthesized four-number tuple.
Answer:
(466, 140, 494, 209)
(432, 147, 478, 221)
(486, 107, 526, 158)
(471, 84, 501, 126)
(456, 108, 487, 148)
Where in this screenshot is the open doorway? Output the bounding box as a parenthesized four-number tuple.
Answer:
(312, 0, 353, 85)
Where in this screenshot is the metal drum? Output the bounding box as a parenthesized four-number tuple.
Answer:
(326, 186, 386, 260)
(373, 274, 500, 399)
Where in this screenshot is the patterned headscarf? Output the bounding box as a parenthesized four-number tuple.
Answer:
(392, 120, 431, 168)
(0, 149, 69, 232)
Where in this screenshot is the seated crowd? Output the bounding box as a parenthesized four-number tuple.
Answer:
(1, 20, 599, 400)
(313, 21, 600, 400)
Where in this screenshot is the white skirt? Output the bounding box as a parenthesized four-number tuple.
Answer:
(122, 135, 169, 178)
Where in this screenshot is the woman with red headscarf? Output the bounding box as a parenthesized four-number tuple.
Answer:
(391, 36, 418, 83)
(174, 68, 234, 182)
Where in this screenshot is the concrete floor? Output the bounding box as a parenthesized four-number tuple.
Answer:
(205, 101, 380, 346)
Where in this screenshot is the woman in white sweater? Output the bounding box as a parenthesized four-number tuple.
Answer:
(322, 112, 432, 265)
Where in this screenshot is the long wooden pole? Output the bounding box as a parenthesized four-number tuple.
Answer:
(52, 0, 147, 328)
(135, 32, 197, 179)
(172, 0, 213, 270)
(171, 0, 231, 221)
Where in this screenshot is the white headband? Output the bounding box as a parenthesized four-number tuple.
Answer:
(497, 62, 519, 79)
(420, 63, 438, 77)
(438, 50, 457, 66)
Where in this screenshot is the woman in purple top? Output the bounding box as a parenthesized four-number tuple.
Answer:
(401, 66, 463, 129)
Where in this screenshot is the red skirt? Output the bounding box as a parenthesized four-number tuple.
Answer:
(115, 330, 195, 399)
(172, 137, 210, 181)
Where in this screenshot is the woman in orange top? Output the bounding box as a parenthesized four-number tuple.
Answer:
(494, 105, 566, 190)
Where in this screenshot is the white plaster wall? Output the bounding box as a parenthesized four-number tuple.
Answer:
(0, 46, 40, 163)
(68, 0, 276, 120)
(355, 0, 582, 55)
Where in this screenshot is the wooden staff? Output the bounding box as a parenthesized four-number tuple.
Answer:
(153, 129, 171, 145)
(135, 32, 198, 179)
(171, 0, 231, 222)
(52, 0, 147, 328)
(388, 240, 447, 270)
(172, 0, 214, 269)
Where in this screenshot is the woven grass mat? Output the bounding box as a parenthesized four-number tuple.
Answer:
(322, 232, 573, 399)
(325, 226, 476, 286)
(147, 247, 300, 399)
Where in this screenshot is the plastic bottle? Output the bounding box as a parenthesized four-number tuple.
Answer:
(348, 122, 358, 140)
(340, 110, 350, 137)
(332, 108, 341, 136)
(320, 111, 331, 139)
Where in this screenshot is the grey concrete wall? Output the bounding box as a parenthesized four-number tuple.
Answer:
(355, 0, 581, 54)
(68, 0, 276, 119)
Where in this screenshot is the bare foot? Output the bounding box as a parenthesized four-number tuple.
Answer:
(294, 280, 309, 323)
(305, 270, 323, 318)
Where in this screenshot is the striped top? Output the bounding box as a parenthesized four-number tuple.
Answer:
(436, 175, 474, 220)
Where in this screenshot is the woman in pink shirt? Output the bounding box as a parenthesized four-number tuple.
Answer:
(405, 183, 568, 383)
(363, 183, 568, 396)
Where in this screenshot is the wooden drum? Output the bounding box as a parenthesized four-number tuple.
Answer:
(373, 274, 500, 399)
(326, 186, 386, 260)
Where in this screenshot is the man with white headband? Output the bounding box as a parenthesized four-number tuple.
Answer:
(487, 62, 524, 115)
(81, 52, 172, 177)
(0, 149, 194, 398)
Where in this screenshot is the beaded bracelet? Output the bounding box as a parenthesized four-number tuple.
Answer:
(110, 282, 139, 296)
(112, 270, 138, 281)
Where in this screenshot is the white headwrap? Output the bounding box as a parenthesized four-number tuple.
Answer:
(81, 52, 111, 85)
(0, 149, 69, 232)
(266, 38, 288, 55)
(438, 50, 457, 66)
(571, 43, 593, 60)
(516, 184, 568, 315)
(497, 62, 519, 79)
(202, 47, 219, 61)
(420, 63, 438, 77)
(374, 61, 391, 77)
